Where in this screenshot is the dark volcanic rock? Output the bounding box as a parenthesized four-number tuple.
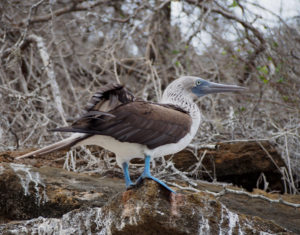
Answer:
(0, 180, 295, 235)
(0, 162, 299, 234)
(0, 163, 124, 222)
(0, 141, 299, 234)
(2, 141, 289, 192)
(172, 141, 287, 192)
(0, 149, 69, 168)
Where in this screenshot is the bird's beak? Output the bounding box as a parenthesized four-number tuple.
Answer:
(204, 81, 247, 94)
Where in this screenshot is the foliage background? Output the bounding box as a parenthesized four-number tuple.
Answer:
(1, 0, 299, 193)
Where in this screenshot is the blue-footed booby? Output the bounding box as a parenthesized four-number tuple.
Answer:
(18, 76, 245, 193)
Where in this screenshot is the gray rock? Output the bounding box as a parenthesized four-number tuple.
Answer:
(0, 163, 299, 234)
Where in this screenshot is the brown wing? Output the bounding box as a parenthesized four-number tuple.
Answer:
(53, 101, 192, 149)
(85, 83, 135, 112)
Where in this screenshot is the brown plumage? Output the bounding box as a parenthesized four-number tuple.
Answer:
(53, 101, 192, 149)
(17, 83, 136, 159)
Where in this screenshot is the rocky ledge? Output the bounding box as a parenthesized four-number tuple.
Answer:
(0, 141, 299, 234)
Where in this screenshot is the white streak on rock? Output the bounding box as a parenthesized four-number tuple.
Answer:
(95, 208, 112, 235)
(198, 215, 210, 234)
(9, 163, 48, 205)
(259, 232, 275, 235)
(227, 208, 240, 235)
(219, 205, 244, 235)
(0, 165, 4, 175)
(219, 205, 225, 235)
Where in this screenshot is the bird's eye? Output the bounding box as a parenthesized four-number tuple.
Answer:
(196, 80, 202, 86)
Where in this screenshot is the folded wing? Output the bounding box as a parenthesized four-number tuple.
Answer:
(52, 101, 192, 149)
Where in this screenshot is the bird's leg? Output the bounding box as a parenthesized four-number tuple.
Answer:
(122, 162, 135, 189)
(135, 155, 175, 193)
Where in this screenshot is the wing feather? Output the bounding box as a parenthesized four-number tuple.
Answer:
(85, 83, 135, 112)
(52, 101, 192, 149)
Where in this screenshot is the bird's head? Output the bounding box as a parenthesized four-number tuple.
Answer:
(162, 76, 246, 103)
(179, 76, 246, 99)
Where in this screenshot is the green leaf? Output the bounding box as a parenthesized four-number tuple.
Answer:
(239, 107, 246, 112)
(273, 41, 279, 48)
(257, 65, 268, 75)
(229, 0, 238, 8)
(282, 96, 289, 102)
(277, 77, 284, 83)
(221, 51, 227, 55)
(259, 75, 269, 84)
(261, 66, 269, 74)
(172, 50, 180, 55)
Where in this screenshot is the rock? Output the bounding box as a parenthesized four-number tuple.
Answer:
(219, 188, 300, 234)
(0, 149, 69, 168)
(0, 162, 300, 234)
(171, 141, 287, 192)
(0, 141, 298, 234)
(3, 141, 288, 193)
(0, 180, 297, 234)
(0, 163, 124, 222)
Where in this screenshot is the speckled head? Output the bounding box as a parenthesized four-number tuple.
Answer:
(163, 76, 246, 101)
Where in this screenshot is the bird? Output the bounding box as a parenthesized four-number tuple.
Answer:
(17, 76, 246, 193)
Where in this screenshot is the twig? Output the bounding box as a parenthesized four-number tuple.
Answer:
(168, 182, 200, 192)
(213, 187, 300, 208)
(111, 52, 121, 84)
(18, 0, 106, 27)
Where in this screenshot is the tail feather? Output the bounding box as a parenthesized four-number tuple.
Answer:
(16, 134, 89, 159)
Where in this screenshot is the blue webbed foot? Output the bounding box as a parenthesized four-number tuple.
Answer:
(135, 155, 176, 194)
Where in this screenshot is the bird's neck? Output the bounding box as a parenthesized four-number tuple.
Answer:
(161, 83, 201, 138)
(161, 87, 200, 120)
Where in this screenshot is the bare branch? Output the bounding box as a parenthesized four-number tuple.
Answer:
(27, 34, 67, 125)
(18, 0, 107, 27)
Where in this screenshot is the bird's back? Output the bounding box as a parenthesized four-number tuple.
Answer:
(55, 101, 192, 150)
